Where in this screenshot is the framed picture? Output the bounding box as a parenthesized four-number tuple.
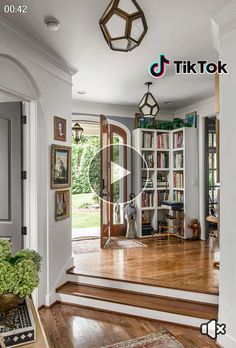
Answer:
(184, 111, 198, 128)
(51, 145, 71, 189)
(54, 116, 67, 142)
(55, 190, 70, 221)
(135, 113, 154, 129)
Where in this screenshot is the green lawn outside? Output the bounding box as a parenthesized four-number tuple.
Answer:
(72, 193, 100, 229)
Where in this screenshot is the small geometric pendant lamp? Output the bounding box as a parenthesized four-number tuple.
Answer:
(139, 82, 159, 118)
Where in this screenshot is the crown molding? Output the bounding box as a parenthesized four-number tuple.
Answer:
(213, 0, 236, 38)
(174, 96, 215, 117)
(0, 15, 78, 76)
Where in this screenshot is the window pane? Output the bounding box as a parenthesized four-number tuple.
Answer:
(213, 133, 216, 147)
(214, 170, 218, 184)
(209, 153, 213, 168)
(209, 133, 213, 147)
(209, 170, 213, 186)
(213, 153, 217, 169)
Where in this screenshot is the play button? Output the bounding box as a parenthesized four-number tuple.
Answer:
(111, 161, 131, 184)
(89, 144, 148, 204)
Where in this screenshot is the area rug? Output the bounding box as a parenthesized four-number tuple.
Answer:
(103, 331, 184, 348)
(72, 238, 101, 255)
(72, 237, 147, 254)
(104, 237, 147, 250)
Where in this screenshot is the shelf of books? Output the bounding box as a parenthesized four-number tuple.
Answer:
(132, 127, 198, 239)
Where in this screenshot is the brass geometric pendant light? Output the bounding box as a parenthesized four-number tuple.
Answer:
(139, 82, 159, 118)
(99, 0, 148, 52)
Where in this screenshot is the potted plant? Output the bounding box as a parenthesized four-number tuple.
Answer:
(0, 240, 42, 314)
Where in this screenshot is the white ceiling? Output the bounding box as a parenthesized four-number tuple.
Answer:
(1, 0, 231, 110)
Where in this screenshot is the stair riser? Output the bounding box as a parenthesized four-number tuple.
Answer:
(67, 274, 219, 305)
(57, 292, 209, 328)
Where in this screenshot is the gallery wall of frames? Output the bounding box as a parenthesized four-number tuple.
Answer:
(51, 116, 71, 221)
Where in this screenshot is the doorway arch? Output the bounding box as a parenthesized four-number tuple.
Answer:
(0, 54, 44, 306)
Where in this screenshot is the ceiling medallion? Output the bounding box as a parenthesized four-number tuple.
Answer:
(99, 0, 148, 52)
(139, 82, 159, 118)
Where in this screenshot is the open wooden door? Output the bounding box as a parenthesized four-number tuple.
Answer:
(100, 115, 111, 248)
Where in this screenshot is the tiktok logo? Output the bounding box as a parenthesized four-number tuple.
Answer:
(149, 54, 171, 79)
(149, 55, 228, 78)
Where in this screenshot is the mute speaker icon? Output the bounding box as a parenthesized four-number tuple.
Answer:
(200, 319, 226, 339)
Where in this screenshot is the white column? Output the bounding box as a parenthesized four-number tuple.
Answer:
(214, 3, 236, 347)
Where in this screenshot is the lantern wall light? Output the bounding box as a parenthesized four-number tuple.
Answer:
(72, 122, 84, 144)
(139, 82, 159, 118)
(99, 0, 148, 52)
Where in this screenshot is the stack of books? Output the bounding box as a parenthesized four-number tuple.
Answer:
(173, 132, 183, 148)
(142, 132, 153, 148)
(157, 153, 169, 168)
(157, 133, 169, 149)
(142, 223, 154, 236)
(142, 177, 153, 188)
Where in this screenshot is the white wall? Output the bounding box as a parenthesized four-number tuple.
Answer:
(174, 97, 216, 240)
(0, 18, 76, 306)
(216, 20, 236, 348)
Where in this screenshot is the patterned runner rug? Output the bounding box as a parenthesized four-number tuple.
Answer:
(104, 237, 147, 250)
(72, 237, 147, 254)
(103, 331, 184, 348)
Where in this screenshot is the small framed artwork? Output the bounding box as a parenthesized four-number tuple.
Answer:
(135, 113, 154, 129)
(184, 111, 198, 128)
(54, 116, 67, 142)
(51, 145, 71, 189)
(55, 190, 70, 221)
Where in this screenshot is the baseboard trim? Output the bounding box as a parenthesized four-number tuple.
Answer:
(217, 333, 236, 348)
(44, 257, 75, 306)
(38, 301, 58, 310)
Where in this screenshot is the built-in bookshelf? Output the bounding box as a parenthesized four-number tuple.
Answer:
(132, 127, 198, 239)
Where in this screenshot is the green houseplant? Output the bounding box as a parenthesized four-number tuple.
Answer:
(0, 240, 42, 313)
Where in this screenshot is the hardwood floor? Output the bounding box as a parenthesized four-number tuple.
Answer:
(39, 303, 219, 348)
(73, 238, 219, 294)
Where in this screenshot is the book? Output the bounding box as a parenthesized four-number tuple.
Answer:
(142, 152, 154, 168)
(142, 132, 153, 148)
(157, 153, 169, 168)
(173, 132, 184, 148)
(173, 173, 183, 188)
(142, 192, 154, 207)
(157, 133, 169, 149)
(174, 153, 183, 168)
(173, 191, 184, 203)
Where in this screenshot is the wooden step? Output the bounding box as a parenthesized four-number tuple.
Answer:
(56, 281, 218, 320)
(67, 267, 219, 305)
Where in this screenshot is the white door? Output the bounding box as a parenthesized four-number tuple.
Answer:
(0, 102, 22, 252)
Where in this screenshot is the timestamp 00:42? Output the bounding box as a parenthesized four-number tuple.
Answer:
(3, 5, 28, 14)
